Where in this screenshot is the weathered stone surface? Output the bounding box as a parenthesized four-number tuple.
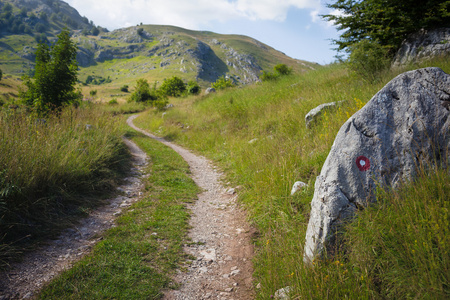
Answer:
(205, 87, 216, 94)
(304, 67, 450, 262)
(392, 28, 450, 68)
(290, 181, 307, 195)
(305, 101, 345, 128)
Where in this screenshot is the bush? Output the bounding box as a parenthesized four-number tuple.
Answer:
(259, 70, 279, 81)
(274, 63, 292, 76)
(89, 90, 97, 97)
(347, 39, 391, 81)
(159, 76, 186, 97)
(211, 76, 234, 90)
(120, 85, 129, 92)
(260, 64, 293, 81)
(130, 79, 156, 102)
(108, 98, 118, 105)
(187, 80, 201, 95)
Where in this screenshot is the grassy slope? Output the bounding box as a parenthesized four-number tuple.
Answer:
(133, 58, 450, 299)
(0, 105, 130, 268)
(38, 127, 199, 299)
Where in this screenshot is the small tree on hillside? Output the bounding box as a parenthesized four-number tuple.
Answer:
(130, 79, 156, 102)
(159, 76, 186, 97)
(20, 29, 80, 114)
(274, 63, 292, 76)
(211, 76, 234, 90)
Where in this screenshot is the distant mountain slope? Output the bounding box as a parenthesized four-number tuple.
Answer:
(74, 25, 318, 87)
(0, 0, 318, 87)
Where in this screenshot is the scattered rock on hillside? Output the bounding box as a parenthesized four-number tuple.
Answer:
(205, 87, 216, 94)
(392, 28, 450, 68)
(304, 67, 450, 263)
(290, 181, 307, 195)
(305, 101, 345, 128)
(274, 286, 292, 299)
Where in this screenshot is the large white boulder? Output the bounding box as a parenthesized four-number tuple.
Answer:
(304, 67, 450, 262)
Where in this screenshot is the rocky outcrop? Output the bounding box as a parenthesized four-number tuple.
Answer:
(304, 67, 450, 262)
(392, 28, 450, 67)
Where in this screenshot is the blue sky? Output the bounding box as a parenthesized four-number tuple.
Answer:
(65, 0, 341, 64)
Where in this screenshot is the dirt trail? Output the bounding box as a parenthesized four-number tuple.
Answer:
(127, 115, 254, 300)
(0, 115, 254, 300)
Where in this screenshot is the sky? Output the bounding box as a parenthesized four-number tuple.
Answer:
(65, 0, 342, 64)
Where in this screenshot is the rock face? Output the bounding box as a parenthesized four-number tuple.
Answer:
(304, 67, 450, 262)
(392, 28, 450, 67)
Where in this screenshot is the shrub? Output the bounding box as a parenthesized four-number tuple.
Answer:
(159, 76, 186, 97)
(274, 63, 292, 76)
(108, 98, 118, 105)
(120, 85, 129, 93)
(89, 90, 97, 97)
(347, 39, 391, 81)
(260, 64, 293, 81)
(259, 70, 279, 81)
(187, 81, 201, 95)
(211, 76, 234, 90)
(130, 78, 156, 102)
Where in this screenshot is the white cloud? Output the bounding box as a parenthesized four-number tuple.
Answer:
(66, 0, 321, 30)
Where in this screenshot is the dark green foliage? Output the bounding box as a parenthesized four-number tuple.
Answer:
(89, 90, 97, 97)
(85, 75, 111, 85)
(260, 63, 293, 81)
(120, 85, 129, 92)
(187, 80, 201, 95)
(324, 0, 450, 54)
(274, 63, 292, 76)
(0, 69, 2, 81)
(348, 39, 391, 81)
(130, 78, 156, 102)
(91, 26, 100, 36)
(137, 27, 144, 36)
(159, 76, 186, 97)
(259, 70, 279, 81)
(20, 29, 80, 114)
(34, 22, 46, 33)
(211, 75, 235, 90)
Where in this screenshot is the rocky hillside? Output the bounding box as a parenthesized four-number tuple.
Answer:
(0, 0, 317, 88)
(73, 25, 318, 87)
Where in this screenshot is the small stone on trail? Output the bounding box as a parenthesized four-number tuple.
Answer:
(226, 188, 236, 195)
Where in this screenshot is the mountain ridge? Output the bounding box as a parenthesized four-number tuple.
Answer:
(0, 0, 318, 88)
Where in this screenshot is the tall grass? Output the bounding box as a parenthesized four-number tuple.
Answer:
(134, 57, 450, 299)
(0, 105, 129, 268)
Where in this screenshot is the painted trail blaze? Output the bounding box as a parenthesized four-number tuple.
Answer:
(356, 156, 370, 171)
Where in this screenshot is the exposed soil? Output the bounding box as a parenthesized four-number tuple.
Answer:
(128, 115, 255, 300)
(0, 115, 254, 300)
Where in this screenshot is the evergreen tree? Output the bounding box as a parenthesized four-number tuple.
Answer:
(21, 29, 80, 113)
(324, 0, 450, 54)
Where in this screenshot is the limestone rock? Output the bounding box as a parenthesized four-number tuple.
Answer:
(392, 28, 450, 68)
(305, 101, 345, 128)
(205, 87, 216, 94)
(290, 181, 307, 195)
(274, 286, 292, 299)
(304, 67, 450, 262)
